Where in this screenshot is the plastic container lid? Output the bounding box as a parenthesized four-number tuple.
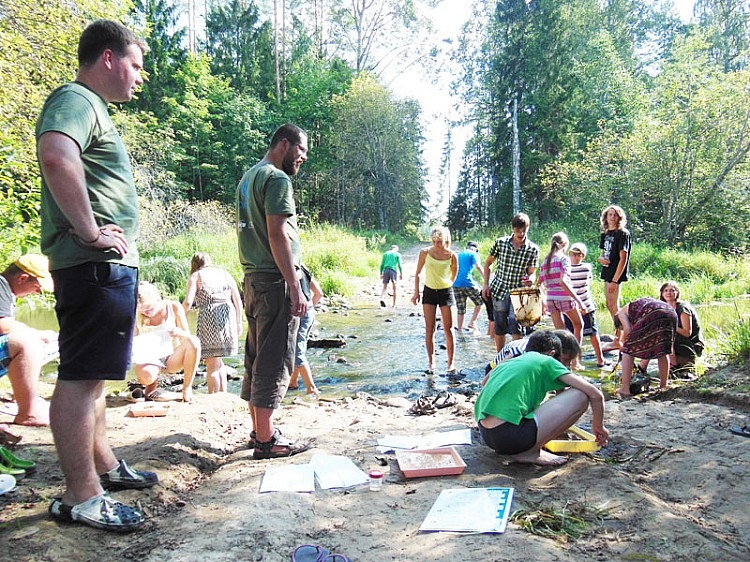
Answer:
(368, 469, 384, 479)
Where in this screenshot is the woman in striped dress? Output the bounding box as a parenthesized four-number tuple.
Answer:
(183, 253, 243, 393)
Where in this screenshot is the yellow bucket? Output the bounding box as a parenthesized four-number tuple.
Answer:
(509, 287, 543, 327)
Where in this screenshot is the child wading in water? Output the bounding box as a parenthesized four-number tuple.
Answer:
(537, 233, 586, 354)
(566, 243, 608, 369)
(598, 205, 631, 351)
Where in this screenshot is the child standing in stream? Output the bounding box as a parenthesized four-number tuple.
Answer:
(598, 204, 631, 351)
(536, 232, 585, 350)
(566, 242, 608, 368)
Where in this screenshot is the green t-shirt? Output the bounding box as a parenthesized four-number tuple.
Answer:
(380, 250, 402, 274)
(36, 82, 139, 270)
(474, 352, 570, 425)
(236, 160, 301, 273)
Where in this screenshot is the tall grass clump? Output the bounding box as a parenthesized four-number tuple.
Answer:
(138, 203, 392, 300)
(138, 255, 189, 299)
(713, 317, 750, 364)
(300, 224, 382, 296)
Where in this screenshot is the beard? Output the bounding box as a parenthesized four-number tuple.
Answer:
(281, 150, 300, 176)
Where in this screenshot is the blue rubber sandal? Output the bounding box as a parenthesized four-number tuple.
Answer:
(291, 544, 329, 562)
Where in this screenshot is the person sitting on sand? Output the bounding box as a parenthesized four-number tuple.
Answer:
(133, 282, 201, 402)
(475, 330, 608, 466)
(0, 254, 57, 426)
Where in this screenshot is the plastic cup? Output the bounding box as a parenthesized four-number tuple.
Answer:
(368, 469, 384, 491)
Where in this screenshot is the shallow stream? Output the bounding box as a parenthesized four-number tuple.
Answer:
(13, 292, 750, 402)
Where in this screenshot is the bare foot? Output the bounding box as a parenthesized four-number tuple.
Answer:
(13, 414, 49, 427)
(11, 398, 49, 426)
(182, 389, 194, 403)
(512, 449, 569, 466)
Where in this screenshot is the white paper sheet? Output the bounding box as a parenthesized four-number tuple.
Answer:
(309, 454, 368, 489)
(416, 428, 472, 449)
(419, 487, 515, 533)
(259, 464, 315, 493)
(376, 428, 473, 453)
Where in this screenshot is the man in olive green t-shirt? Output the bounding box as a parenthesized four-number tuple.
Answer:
(36, 20, 155, 533)
(236, 123, 310, 460)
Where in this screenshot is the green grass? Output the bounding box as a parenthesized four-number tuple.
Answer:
(137, 218, 388, 300)
(300, 224, 382, 297)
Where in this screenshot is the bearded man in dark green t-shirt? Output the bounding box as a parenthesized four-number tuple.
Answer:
(236, 123, 311, 460)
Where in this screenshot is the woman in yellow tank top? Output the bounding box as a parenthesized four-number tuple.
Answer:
(412, 226, 459, 374)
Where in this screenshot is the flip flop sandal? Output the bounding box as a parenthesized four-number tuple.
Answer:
(49, 493, 144, 532)
(0, 446, 36, 472)
(0, 461, 25, 478)
(322, 555, 351, 562)
(730, 425, 750, 438)
(291, 544, 329, 562)
(0, 426, 22, 447)
(432, 390, 457, 409)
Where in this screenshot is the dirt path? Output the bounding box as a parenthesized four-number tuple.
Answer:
(2, 254, 750, 561)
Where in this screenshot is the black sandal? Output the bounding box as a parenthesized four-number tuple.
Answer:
(253, 433, 309, 460)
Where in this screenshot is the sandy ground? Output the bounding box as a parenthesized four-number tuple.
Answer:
(2, 250, 750, 561)
(1, 372, 749, 562)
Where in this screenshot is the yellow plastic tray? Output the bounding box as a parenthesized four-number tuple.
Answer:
(544, 425, 600, 453)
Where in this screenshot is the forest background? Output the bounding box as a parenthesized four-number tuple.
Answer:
(0, 0, 749, 303)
